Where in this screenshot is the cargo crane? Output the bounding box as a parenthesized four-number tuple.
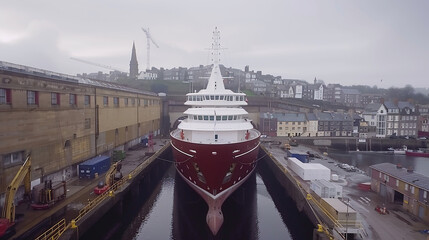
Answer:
(94, 161, 123, 195)
(0, 155, 31, 238)
(70, 57, 128, 74)
(141, 27, 159, 71)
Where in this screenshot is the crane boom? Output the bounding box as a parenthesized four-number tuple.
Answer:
(70, 57, 127, 74)
(141, 27, 159, 70)
(2, 155, 31, 222)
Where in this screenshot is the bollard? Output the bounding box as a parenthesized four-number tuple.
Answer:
(109, 190, 114, 197)
(317, 224, 323, 232)
(71, 220, 77, 229)
(128, 173, 132, 179)
(306, 193, 312, 200)
(95, 173, 98, 178)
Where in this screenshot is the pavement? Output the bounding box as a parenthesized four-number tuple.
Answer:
(262, 138, 429, 240)
(12, 138, 169, 239)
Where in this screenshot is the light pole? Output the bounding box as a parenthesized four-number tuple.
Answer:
(345, 197, 350, 240)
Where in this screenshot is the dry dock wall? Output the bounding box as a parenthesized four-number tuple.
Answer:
(259, 146, 329, 240)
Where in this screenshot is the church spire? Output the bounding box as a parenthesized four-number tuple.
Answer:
(129, 42, 139, 79)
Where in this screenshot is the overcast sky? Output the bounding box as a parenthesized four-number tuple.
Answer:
(1, 0, 428, 89)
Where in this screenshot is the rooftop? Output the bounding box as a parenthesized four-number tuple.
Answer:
(370, 163, 429, 191)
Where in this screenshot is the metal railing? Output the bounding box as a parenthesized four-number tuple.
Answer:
(34, 219, 67, 240)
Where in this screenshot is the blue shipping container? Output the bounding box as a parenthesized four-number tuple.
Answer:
(79, 156, 111, 179)
(287, 150, 309, 163)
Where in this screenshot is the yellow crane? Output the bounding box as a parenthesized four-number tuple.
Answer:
(94, 161, 122, 195)
(0, 154, 31, 238)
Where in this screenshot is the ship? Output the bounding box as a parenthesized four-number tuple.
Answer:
(170, 27, 261, 235)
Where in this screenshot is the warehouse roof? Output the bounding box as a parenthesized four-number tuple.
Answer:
(370, 163, 429, 191)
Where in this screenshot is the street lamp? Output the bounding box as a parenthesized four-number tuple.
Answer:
(344, 197, 350, 240)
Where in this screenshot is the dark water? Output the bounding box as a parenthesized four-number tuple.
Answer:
(328, 151, 429, 177)
(81, 160, 314, 240)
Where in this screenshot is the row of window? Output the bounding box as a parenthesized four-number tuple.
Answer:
(379, 172, 427, 197)
(190, 115, 243, 121)
(187, 95, 245, 102)
(278, 127, 307, 131)
(0, 88, 158, 107)
(278, 121, 303, 125)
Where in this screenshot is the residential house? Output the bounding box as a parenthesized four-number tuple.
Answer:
(362, 103, 387, 138)
(276, 113, 307, 137)
(342, 88, 361, 108)
(398, 101, 419, 137)
(384, 101, 401, 137)
(259, 113, 277, 136)
(305, 113, 319, 137)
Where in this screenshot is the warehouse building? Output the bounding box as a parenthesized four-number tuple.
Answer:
(370, 163, 429, 223)
(0, 61, 161, 203)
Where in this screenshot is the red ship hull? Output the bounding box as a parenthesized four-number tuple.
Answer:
(406, 150, 429, 157)
(170, 134, 260, 234)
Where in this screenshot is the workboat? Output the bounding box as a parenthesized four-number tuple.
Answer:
(406, 148, 429, 158)
(170, 27, 260, 235)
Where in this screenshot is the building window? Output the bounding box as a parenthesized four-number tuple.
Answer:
(51, 93, 60, 105)
(27, 90, 38, 105)
(84, 95, 90, 106)
(84, 118, 91, 129)
(424, 191, 427, 199)
(124, 98, 128, 106)
(144, 99, 148, 107)
(137, 99, 140, 106)
(3, 151, 25, 167)
(113, 97, 119, 107)
(69, 94, 77, 106)
(131, 98, 135, 106)
(0, 88, 11, 104)
(411, 186, 415, 194)
(379, 172, 382, 178)
(396, 180, 399, 187)
(405, 184, 409, 191)
(103, 96, 108, 106)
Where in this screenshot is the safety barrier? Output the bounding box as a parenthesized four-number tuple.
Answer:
(34, 218, 67, 240)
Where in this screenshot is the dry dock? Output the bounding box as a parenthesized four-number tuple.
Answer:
(9, 138, 171, 240)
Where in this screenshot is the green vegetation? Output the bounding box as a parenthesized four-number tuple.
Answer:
(117, 79, 191, 95)
(242, 89, 257, 96)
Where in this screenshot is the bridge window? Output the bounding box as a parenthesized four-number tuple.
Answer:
(228, 116, 233, 120)
(215, 95, 219, 100)
(209, 116, 214, 121)
(220, 96, 224, 100)
(198, 116, 203, 120)
(197, 96, 202, 101)
(210, 95, 214, 100)
(204, 116, 208, 120)
(193, 116, 197, 120)
(222, 116, 227, 121)
(216, 116, 221, 121)
(234, 116, 237, 120)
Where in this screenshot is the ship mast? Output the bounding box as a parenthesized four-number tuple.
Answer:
(206, 27, 226, 92)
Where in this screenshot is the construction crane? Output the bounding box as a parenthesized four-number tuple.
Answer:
(141, 27, 159, 71)
(0, 154, 31, 238)
(70, 57, 127, 74)
(93, 160, 123, 195)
